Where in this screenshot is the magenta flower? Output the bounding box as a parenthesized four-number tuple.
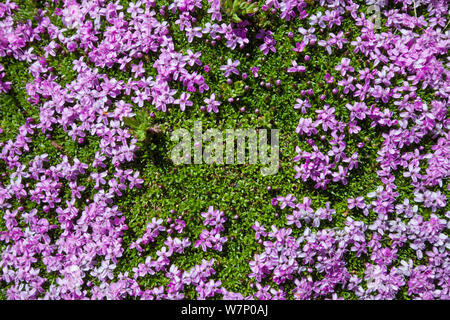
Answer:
(257, 30, 277, 55)
(294, 98, 311, 114)
(250, 66, 259, 78)
(335, 58, 354, 76)
(174, 92, 193, 111)
(204, 93, 221, 113)
(324, 73, 334, 84)
(292, 41, 306, 53)
(298, 27, 317, 45)
(287, 60, 306, 73)
(90, 171, 107, 187)
(220, 59, 240, 77)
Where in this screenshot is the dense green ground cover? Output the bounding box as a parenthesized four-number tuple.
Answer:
(0, 0, 448, 299)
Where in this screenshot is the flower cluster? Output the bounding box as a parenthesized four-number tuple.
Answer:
(0, 64, 10, 93)
(195, 206, 227, 252)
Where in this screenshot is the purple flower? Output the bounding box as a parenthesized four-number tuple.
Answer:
(287, 60, 306, 73)
(250, 66, 259, 78)
(294, 98, 311, 114)
(258, 30, 277, 55)
(219, 59, 240, 77)
(335, 58, 354, 76)
(324, 73, 334, 84)
(204, 93, 221, 113)
(174, 92, 193, 111)
(292, 41, 306, 53)
(91, 171, 108, 189)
